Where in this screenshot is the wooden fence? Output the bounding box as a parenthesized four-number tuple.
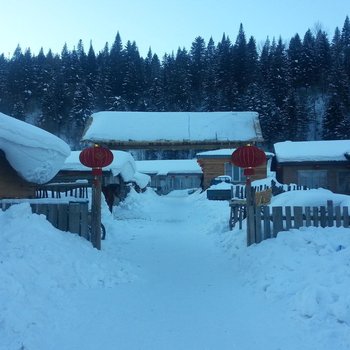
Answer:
(231, 182, 308, 200)
(246, 200, 350, 246)
(1, 201, 90, 239)
(35, 182, 89, 199)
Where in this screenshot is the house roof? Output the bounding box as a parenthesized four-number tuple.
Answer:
(136, 159, 202, 175)
(0, 112, 70, 184)
(274, 140, 350, 163)
(196, 148, 274, 159)
(81, 111, 264, 149)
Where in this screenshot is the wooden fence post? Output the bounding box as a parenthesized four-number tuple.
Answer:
(91, 175, 102, 250)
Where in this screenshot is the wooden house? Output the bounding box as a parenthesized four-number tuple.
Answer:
(136, 159, 202, 194)
(273, 140, 350, 194)
(196, 149, 273, 189)
(0, 112, 70, 200)
(43, 150, 150, 211)
(0, 150, 36, 198)
(81, 111, 264, 153)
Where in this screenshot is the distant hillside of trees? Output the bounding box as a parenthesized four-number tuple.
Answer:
(0, 17, 349, 149)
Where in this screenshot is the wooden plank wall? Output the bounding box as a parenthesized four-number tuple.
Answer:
(247, 200, 349, 245)
(0, 154, 35, 198)
(1, 201, 89, 239)
(198, 157, 267, 189)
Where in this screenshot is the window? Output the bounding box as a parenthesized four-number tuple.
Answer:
(337, 171, 350, 194)
(224, 162, 245, 183)
(297, 170, 327, 189)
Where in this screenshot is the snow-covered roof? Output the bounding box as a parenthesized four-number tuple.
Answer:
(62, 150, 150, 188)
(0, 112, 70, 184)
(82, 111, 263, 145)
(136, 159, 202, 175)
(197, 148, 274, 158)
(274, 140, 350, 163)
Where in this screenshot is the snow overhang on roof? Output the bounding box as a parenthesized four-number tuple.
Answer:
(62, 150, 149, 189)
(274, 140, 350, 163)
(0, 112, 70, 184)
(81, 111, 264, 147)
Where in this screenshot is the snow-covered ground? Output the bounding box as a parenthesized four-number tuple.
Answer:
(1, 188, 350, 349)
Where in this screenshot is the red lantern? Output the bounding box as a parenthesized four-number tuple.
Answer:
(79, 145, 114, 175)
(231, 145, 266, 176)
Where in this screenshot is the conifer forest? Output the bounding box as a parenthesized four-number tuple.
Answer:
(0, 17, 349, 149)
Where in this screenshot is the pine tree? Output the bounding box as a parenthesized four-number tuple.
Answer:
(314, 30, 331, 91)
(143, 49, 164, 110)
(189, 36, 206, 110)
(300, 29, 317, 88)
(323, 94, 348, 139)
(341, 16, 350, 80)
(96, 42, 113, 110)
(232, 24, 249, 96)
(122, 40, 144, 110)
(109, 32, 126, 103)
(216, 34, 237, 109)
(0, 54, 10, 114)
(288, 34, 303, 89)
(203, 37, 218, 111)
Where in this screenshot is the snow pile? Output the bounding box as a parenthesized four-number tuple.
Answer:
(114, 187, 164, 220)
(1, 184, 349, 349)
(228, 227, 350, 342)
(270, 188, 350, 207)
(0, 203, 133, 350)
(0, 112, 70, 184)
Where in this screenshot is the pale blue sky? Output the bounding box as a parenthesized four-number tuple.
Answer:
(0, 0, 349, 58)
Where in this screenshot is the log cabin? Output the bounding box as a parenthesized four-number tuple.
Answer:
(273, 140, 350, 195)
(196, 148, 274, 189)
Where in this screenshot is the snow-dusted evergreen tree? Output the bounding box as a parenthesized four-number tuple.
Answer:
(109, 33, 126, 109)
(288, 34, 304, 89)
(95, 42, 113, 110)
(203, 37, 218, 111)
(232, 24, 249, 96)
(216, 34, 237, 110)
(122, 41, 144, 110)
(314, 30, 331, 91)
(300, 29, 317, 88)
(162, 49, 191, 111)
(341, 16, 350, 81)
(0, 54, 8, 114)
(189, 36, 206, 110)
(323, 93, 348, 139)
(143, 49, 164, 111)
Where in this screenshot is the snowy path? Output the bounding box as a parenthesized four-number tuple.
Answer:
(54, 192, 316, 350)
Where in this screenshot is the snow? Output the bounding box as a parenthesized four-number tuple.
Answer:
(0, 112, 70, 184)
(1, 187, 350, 349)
(62, 150, 150, 188)
(136, 159, 202, 175)
(274, 140, 350, 162)
(82, 111, 263, 143)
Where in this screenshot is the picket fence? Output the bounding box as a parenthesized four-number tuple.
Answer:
(246, 200, 350, 246)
